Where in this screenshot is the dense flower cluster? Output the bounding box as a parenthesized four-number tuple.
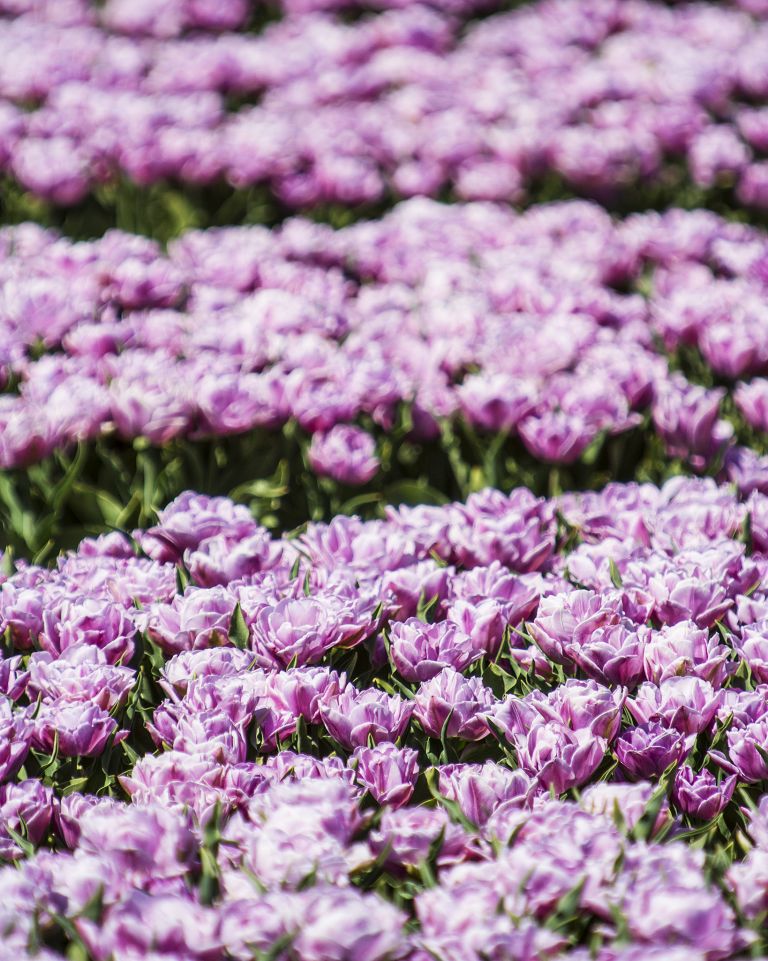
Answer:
(4, 0, 768, 957)
(0, 481, 766, 957)
(0, 0, 767, 209)
(2, 198, 768, 496)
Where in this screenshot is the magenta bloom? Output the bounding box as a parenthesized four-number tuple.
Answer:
(530, 679, 626, 741)
(308, 425, 379, 486)
(56, 793, 121, 850)
(267, 667, 347, 724)
(726, 719, 768, 782)
(735, 378, 768, 433)
(653, 380, 733, 471)
(673, 766, 736, 821)
(0, 583, 44, 650)
(293, 887, 406, 961)
(0, 780, 53, 861)
(389, 618, 480, 682)
(143, 587, 236, 654)
(77, 804, 197, 884)
(352, 743, 419, 808)
(39, 598, 136, 664)
(27, 653, 135, 712)
(643, 622, 730, 687)
(414, 667, 495, 741)
(514, 721, 606, 794)
(628, 677, 723, 735)
(518, 411, 595, 465)
(736, 625, 768, 683)
(437, 761, 534, 826)
(532, 590, 646, 686)
(623, 884, 739, 959)
(33, 699, 121, 758)
(139, 491, 257, 562)
(319, 686, 413, 750)
(581, 781, 670, 835)
(0, 699, 32, 784)
(614, 723, 691, 780)
(370, 806, 476, 871)
(252, 597, 345, 668)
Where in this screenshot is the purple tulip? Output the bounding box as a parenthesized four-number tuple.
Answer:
(514, 721, 606, 794)
(308, 425, 379, 486)
(185, 530, 284, 588)
(33, 699, 121, 758)
(251, 596, 346, 668)
(725, 718, 768, 782)
(623, 884, 739, 959)
(0, 780, 53, 861)
(170, 709, 249, 764)
(672, 766, 736, 821)
(159, 647, 255, 699)
(389, 618, 480, 681)
(78, 892, 221, 961)
(735, 378, 768, 433)
(379, 560, 452, 621)
(27, 652, 135, 711)
(369, 806, 478, 871)
(0, 655, 28, 701)
(413, 667, 495, 741)
(628, 677, 723, 735)
(643, 622, 730, 687)
(143, 587, 237, 654)
(352, 743, 419, 808)
(581, 781, 670, 836)
(55, 793, 121, 849)
(292, 887, 406, 961)
(77, 804, 197, 884)
(139, 492, 257, 562)
(653, 380, 733, 472)
(437, 761, 534, 826)
(531, 589, 622, 665)
(449, 488, 556, 572)
(614, 723, 692, 780)
(0, 698, 32, 784)
(319, 686, 413, 749)
(735, 624, 768, 683)
(518, 411, 596, 465)
(120, 751, 227, 823)
(0, 583, 44, 650)
(531, 679, 626, 741)
(267, 667, 347, 724)
(39, 597, 136, 664)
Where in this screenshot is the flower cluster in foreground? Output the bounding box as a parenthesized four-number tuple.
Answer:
(0, 0, 767, 209)
(1, 479, 768, 957)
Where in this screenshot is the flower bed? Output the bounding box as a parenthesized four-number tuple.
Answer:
(1, 479, 768, 957)
(2, 198, 768, 555)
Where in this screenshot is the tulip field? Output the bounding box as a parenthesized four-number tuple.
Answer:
(5, 1, 768, 959)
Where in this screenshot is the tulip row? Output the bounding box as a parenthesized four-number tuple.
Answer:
(2, 479, 768, 958)
(1, 0, 768, 224)
(3, 198, 768, 554)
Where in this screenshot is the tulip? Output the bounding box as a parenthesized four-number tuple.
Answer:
(672, 766, 736, 821)
(413, 667, 495, 741)
(352, 743, 419, 808)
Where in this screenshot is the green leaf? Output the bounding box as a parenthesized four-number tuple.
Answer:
(383, 480, 450, 507)
(5, 823, 34, 859)
(228, 603, 250, 650)
(544, 878, 586, 932)
(175, 565, 190, 594)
